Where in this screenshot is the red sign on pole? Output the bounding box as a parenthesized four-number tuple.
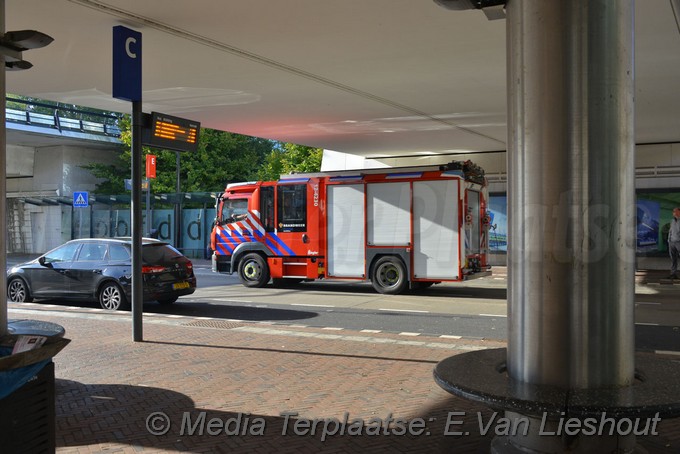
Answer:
(146, 154, 156, 179)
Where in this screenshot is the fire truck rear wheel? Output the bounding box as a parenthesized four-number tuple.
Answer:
(238, 253, 270, 287)
(371, 256, 408, 295)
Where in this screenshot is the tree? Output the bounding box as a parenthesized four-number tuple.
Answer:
(257, 148, 285, 182)
(83, 115, 322, 195)
(80, 115, 130, 194)
(183, 128, 273, 191)
(257, 143, 322, 181)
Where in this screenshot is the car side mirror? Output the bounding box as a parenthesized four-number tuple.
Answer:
(38, 256, 50, 267)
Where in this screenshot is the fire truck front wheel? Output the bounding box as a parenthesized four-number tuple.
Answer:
(238, 253, 270, 288)
(371, 256, 408, 295)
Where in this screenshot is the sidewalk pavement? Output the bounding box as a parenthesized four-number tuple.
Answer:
(4, 252, 680, 452)
(7, 307, 680, 453)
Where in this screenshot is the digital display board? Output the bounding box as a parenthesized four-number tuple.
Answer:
(142, 112, 200, 152)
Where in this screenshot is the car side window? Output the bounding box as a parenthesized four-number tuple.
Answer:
(76, 243, 107, 262)
(141, 244, 182, 263)
(43, 243, 81, 264)
(109, 244, 130, 261)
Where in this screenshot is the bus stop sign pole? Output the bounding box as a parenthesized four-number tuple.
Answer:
(113, 25, 143, 342)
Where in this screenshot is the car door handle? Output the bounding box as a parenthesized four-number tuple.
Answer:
(58, 269, 69, 274)
(92, 269, 102, 274)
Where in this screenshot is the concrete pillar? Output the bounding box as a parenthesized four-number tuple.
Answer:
(506, 0, 636, 389)
(0, 0, 8, 335)
(435, 2, 680, 452)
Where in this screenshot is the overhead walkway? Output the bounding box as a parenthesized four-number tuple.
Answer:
(3, 98, 220, 257)
(5, 96, 122, 144)
(4, 98, 216, 207)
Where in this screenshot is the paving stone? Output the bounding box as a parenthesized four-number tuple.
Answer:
(3, 310, 676, 454)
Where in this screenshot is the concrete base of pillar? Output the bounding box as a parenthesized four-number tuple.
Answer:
(434, 348, 680, 453)
(488, 412, 639, 453)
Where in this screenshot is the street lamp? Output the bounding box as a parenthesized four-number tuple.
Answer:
(433, 0, 506, 20)
(0, 29, 53, 70)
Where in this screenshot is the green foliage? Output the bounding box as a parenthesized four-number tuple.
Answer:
(257, 143, 322, 181)
(80, 116, 132, 194)
(257, 149, 285, 181)
(279, 143, 323, 174)
(82, 115, 323, 195)
(185, 128, 273, 191)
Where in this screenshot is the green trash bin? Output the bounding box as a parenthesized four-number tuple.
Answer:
(0, 322, 70, 453)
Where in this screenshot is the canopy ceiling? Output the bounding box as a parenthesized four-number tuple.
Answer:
(6, 0, 680, 158)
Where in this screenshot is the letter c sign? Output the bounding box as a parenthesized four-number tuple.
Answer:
(113, 25, 142, 102)
(125, 37, 138, 59)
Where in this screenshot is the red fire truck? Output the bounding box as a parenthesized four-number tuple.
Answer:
(210, 160, 491, 294)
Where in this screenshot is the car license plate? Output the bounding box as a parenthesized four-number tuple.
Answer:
(173, 281, 190, 290)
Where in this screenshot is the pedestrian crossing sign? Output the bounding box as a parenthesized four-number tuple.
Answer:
(73, 191, 89, 208)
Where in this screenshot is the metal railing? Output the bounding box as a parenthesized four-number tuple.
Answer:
(6, 97, 122, 138)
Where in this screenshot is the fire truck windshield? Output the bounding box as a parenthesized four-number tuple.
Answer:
(221, 198, 249, 223)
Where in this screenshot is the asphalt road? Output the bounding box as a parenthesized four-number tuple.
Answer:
(6, 259, 680, 353)
(187, 267, 680, 352)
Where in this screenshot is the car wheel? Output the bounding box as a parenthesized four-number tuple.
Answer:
(7, 278, 32, 302)
(371, 256, 408, 295)
(158, 297, 178, 305)
(99, 282, 128, 311)
(238, 253, 270, 288)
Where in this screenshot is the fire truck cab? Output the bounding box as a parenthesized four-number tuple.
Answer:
(211, 161, 491, 294)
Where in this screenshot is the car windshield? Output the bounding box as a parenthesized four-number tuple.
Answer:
(141, 243, 183, 264)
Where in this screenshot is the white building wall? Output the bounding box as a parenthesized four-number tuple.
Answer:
(7, 144, 34, 176)
(8, 144, 118, 253)
(33, 146, 65, 194)
(33, 145, 116, 196)
(63, 146, 117, 195)
(322, 145, 680, 194)
(321, 149, 389, 172)
(7, 144, 37, 193)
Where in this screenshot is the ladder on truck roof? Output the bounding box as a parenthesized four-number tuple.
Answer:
(278, 160, 486, 186)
